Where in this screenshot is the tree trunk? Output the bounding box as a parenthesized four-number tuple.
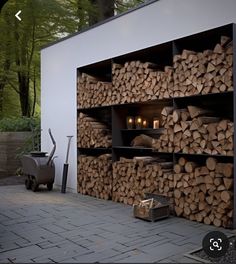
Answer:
(0, 0, 8, 13)
(0, 10, 12, 117)
(0, 58, 10, 117)
(15, 22, 31, 117)
(18, 73, 30, 117)
(31, 67, 37, 117)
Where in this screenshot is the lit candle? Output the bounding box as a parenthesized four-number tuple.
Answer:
(153, 118, 159, 129)
(126, 116, 134, 129)
(135, 116, 142, 129)
(142, 119, 148, 128)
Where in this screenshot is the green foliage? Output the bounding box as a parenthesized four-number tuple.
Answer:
(0, 116, 40, 132)
(0, 0, 77, 117)
(16, 129, 41, 160)
(0, 116, 41, 164)
(0, 0, 146, 119)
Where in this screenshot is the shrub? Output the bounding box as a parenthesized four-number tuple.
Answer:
(0, 117, 41, 162)
(0, 117, 40, 132)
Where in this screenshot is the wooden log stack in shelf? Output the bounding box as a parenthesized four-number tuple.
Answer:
(77, 27, 235, 229)
(77, 73, 112, 108)
(112, 61, 174, 104)
(173, 157, 233, 228)
(77, 154, 112, 200)
(152, 106, 234, 156)
(78, 113, 112, 148)
(112, 156, 174, 206)
(152, 106, 174, 153)
(78, 36, 232, 109)
(173, 36, 233, 97)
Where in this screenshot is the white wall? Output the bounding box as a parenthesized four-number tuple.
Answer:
(41, 0, 236, 192)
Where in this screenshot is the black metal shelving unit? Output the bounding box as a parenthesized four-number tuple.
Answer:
(77, 23, 236, 228)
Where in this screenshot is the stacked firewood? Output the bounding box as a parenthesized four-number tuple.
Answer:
(173, 36, 233, 97)
(152, 106, 174, 153)
(78, 113, 112, 148)
(158, 170, 174, 204)
(77, 73, 112, 108)
(78, 36, 232, 108)
(77, 154, 112, 200)
(112, 156, 174, 205)
(173, 157, 233, 228)
(112, 62, 174, 104)
(153, 106, 234, 156)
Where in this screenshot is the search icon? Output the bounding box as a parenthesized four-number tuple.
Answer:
(203, 231, 229, 258)
(213, 241, 219, 248)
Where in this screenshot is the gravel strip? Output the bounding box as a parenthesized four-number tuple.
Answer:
(192, 236, 236, 263)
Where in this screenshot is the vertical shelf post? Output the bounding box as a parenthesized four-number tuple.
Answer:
(233, 24, 236, 229)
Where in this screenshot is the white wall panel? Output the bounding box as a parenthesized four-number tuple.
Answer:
(41, 0, 236, 192)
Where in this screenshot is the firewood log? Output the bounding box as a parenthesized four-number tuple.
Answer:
(78, 113, 112, 148)
(172, 156, 233, 228)
(77, 154, 112, 200)
(131, 134, 153, 148)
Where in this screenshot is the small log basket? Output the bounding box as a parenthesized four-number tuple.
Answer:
(133, 193, 170, 222)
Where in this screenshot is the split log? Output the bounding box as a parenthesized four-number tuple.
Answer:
(206, 157, 217, 171)
(131, 134, 153, 148)
(185, 162, 198, 173)
(188, 106, 213, 119)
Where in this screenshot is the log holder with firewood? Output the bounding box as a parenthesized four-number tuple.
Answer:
(133, 193, 170, 222)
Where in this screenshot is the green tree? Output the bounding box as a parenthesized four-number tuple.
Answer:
(0, 0, 145, 118)
(0, 0, 77, 117)
(70, 0, 145, 29)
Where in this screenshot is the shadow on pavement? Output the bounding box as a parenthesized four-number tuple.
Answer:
(0, 175, 26, 186)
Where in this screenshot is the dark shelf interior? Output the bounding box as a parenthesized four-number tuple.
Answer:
(78, 147, 112, 156)
(121, 128, 164, 133)
(113, 40, 173, 67)
(174, 152, 233, 164)
(113, 146, 152, 150)
(78, 104, 111, 112)
(112, 147, 173, 161)
(78, 106, 112, 129)
(173, 91, 233, 121)
(112, 146, 152, 161)
(173, 23, 233, 54)
(112, 100, 171, 147)
(78, 59, 112, 82)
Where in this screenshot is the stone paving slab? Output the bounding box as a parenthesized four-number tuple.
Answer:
(0, 185, 235, 263)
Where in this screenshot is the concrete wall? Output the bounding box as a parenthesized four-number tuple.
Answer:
(41, 0, 236, 192)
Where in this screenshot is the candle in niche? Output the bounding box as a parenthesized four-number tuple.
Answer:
(153, 118, 159, 129)
(126, 116, 134, 129)
(135, 116, 142, 129)
(142, 119, 148, 128)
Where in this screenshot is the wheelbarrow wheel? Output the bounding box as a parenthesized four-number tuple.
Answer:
(47, 183, 53, 191)
(31, 179, 38, 192)
(25, 178, 31, 190)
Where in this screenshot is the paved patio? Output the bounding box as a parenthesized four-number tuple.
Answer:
(0, 183, 235, 263)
